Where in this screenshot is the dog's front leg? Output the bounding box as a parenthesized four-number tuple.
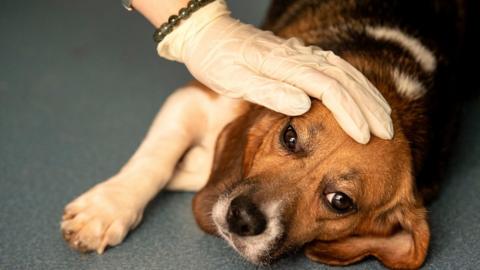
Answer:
(60, 82, 215, 254)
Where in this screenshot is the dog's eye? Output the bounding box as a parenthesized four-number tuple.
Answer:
(326, 192, 355, 213)
(282, 125, 298, 152)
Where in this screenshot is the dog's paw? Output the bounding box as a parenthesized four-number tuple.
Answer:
(61, 178, 144, 254)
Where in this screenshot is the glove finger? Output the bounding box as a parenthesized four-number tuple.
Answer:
(232, 69, 312, 116)
(362, 103, 394, 140)
(312, 58, 394, 140)
(338, 77, 394, 140)
(320, 50, 392, 113)
(278, 66, 371, 143)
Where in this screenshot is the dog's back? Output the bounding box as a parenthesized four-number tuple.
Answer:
(263, 0, 467, 201)
(264, 0, 464, 57)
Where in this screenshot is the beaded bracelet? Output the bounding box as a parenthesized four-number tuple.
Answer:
(153, 0, 216, 43)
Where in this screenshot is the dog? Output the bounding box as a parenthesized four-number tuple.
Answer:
(61, 0, 466, 269)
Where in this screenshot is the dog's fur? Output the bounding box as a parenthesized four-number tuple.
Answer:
(61, 0, 467, 269)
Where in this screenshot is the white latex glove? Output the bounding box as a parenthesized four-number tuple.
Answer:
(157, 0, 393, 144)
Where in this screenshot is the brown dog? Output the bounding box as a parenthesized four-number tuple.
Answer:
(61, 0, 465, 269)
(194, 0, 465, 268)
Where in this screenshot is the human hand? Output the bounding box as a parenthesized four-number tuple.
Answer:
(157, 0, 392, 144)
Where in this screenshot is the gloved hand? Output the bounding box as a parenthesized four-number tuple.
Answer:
(157, 0, 393, 144)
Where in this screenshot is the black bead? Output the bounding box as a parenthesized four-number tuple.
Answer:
(159, 22, 168, 31)
(187, 1, 199, 11)
(153, 30, 166, 43)
(168, 15, 179, 26)
(178, 7, 190, 19)
(160, 23, 173, 34)
(194, 0, 205, 6)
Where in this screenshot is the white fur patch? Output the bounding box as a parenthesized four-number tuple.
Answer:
(212, 196, 283, 264)
(366, 26, 437, 72)
(392, 68, 427, 99)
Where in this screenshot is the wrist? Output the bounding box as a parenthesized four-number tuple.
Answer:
(132, 0, 190, 28)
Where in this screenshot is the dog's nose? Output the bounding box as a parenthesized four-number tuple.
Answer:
(227, 195, 267, 237)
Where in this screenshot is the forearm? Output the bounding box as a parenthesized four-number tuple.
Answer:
(132, 0, 190, 28)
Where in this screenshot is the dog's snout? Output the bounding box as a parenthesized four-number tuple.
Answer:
(227, 196, 267, 237)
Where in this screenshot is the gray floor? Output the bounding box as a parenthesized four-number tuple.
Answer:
(1, 0, 479, 269)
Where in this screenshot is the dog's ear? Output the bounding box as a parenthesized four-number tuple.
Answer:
(192, 107, 266, 234)
(305, 204, 430, 270)
(208, 108, 266, 186)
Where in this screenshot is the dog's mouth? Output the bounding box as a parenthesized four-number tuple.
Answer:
(211, 193, 285, 265)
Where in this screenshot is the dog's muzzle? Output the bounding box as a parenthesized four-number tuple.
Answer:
(212, 192, 284, 265)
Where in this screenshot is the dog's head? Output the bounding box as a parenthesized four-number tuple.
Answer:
(193, 100, 429, 269)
